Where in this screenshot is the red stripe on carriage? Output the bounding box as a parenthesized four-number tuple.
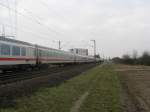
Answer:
(0, 57, 71, 61)
(0, 58, 35, 61)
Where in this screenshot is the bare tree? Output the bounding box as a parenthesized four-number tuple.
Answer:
(140, 51, 150, 65)
(132, 50, 138, 59)
(122, 54, 134, 64)
(132, 50, 138, 64)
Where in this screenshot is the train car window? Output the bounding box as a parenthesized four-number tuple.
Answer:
(41, 51, 44, 57)
(21, 47, 26, 56)
(43, 51, 46, 57)
(30, 48, 35, 57)
(1, 44, 10, 55)
(44, 51, 46, 57)
(49, 50, 53, 56)
(34, 49, 36, 56)
(48, 51, 50, 56)
(56, 51, 59, 57)
(57, 51, 59, 57)
(39, 50, 42, 56)
(52, 50, 55, 56)
(53, 51, 56, 56)
(12, 46, 20, 56)
(47, 51, 49, 57)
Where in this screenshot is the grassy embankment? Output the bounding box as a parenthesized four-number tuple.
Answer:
(0, 64, 121, 112)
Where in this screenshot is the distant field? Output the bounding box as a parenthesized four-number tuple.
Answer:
(116, 64, 150, 112)
(0, 64, 121, 112)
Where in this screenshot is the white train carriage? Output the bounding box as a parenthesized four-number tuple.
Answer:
(0, 37, 36, 69)
(36, 45, 75, 64)
(35, 45, 95, 64)
(0, 36, 96, 71)
(74, 54, 94, 63)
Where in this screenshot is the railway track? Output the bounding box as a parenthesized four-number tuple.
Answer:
(0, 65, 81, 85)
(0, 63, 98, 108)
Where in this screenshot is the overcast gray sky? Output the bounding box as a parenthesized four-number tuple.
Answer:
(0, 0, 150, 58)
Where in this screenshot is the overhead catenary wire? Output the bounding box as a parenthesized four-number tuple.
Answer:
(0, 2, 65, 39)
(0, 1, 78, 50)
(0, 4, 64, 45)
(20, 5, 71, 39)
(0, 23, 56, 42)
(0, 25, 59, 50)
(0, 1, 92, 51)
(0, 17, 59, 43)
(38, 0, 72, 23)
(2, 8, 60, 40)
(6, 0, 14, 37)
(20, 8, 64, 39)
(15, 0, 18, 38)
(20, 7, 70, 39)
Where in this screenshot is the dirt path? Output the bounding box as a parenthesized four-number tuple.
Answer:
(116, 65, 150, 112)
(70, 91, 89, 112)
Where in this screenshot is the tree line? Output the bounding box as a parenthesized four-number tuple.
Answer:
(112, 51, 150, 66)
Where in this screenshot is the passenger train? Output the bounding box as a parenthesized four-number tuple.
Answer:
(0, 36, 97, 71)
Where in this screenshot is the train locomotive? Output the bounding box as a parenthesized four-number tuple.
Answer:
(0, 36, 96, 71)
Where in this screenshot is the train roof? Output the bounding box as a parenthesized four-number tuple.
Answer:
(0, 36, 95, 58)
(37, 45, 73, 54)
(0, 36, 33, 46)
(0, 36, 71, 54)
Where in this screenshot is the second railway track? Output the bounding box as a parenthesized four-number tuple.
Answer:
(0, 64, 87, 85)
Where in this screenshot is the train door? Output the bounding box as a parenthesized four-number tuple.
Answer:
(35, 45, 41, 65)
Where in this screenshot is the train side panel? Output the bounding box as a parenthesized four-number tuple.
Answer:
(36, 47, 76, 64)
(0, 39, 36, 70)
(0, 37, 97, 71)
